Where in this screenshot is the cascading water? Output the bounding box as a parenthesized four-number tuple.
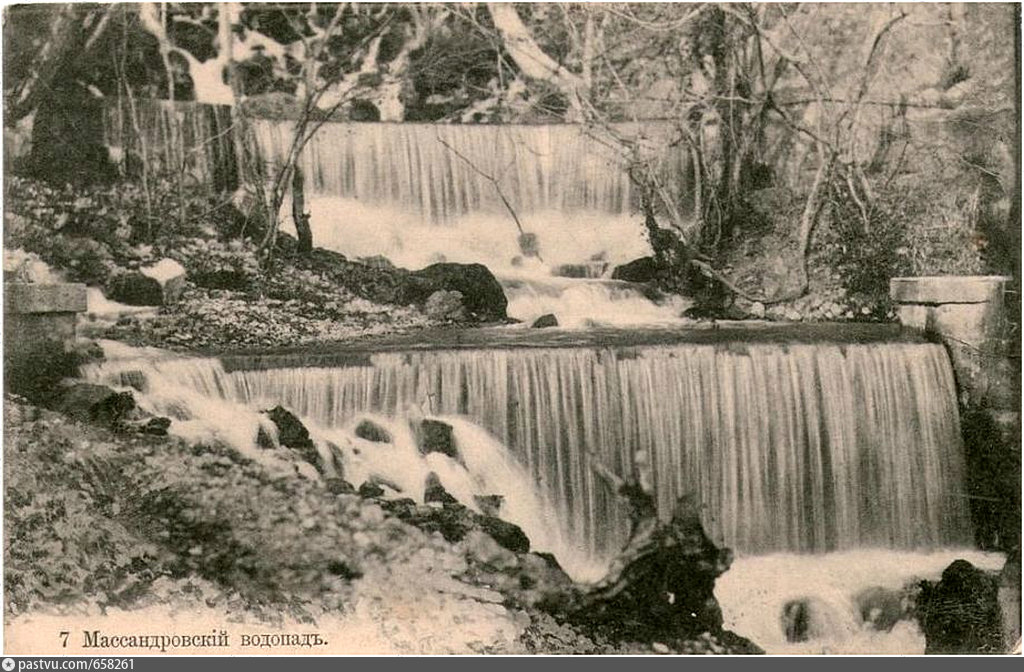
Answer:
(83, 334, 1001, 652)
(253, 121, 646, 223)
(253, 118, 690, 326)
(103, 102, 693, 325)
(85, 339, 975, 553)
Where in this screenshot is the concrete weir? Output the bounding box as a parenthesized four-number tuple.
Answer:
(3, 282, 88, 395)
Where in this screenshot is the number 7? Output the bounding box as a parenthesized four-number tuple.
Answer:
(60, 631, 69, 647)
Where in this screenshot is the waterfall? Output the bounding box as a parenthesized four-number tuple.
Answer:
(252, 120, 646, 222)
(84, 339, 975, 574)
(102, 102, 694, 325)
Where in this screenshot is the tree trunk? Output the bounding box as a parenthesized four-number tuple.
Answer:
(292, 165, 313, 256)
(539, 470, 735, 643)
(488, 3, 586, 120)
(7, 3, 80, 123)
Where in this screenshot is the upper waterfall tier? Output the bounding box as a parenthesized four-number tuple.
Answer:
(254, 121, 632, 222)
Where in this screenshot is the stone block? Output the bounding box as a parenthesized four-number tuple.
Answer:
(4, 282, 87, 314)
(890, 275, 1011, 305)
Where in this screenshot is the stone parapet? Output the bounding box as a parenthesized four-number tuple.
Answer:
(3, 282, 88, 398)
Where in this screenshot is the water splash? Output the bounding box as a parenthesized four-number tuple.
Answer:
(716, 549, 1005, 654)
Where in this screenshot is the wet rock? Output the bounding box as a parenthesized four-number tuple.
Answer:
(326, 478, 357, 495)
(531, 313, 559, 329)
(611, 257, 659, 283)
(917, 559, 1004, 654)
(478, 515, 530, 553)
(138, 416, 171, 436)
(424, 472, 459, 505)
(56, 381, 136, 426)
(781, 599, 813, 642)
(855, 586, 905, 632)
(416, 419, 459, 461)
(106, 259, 186, 306)
(354, 419, 392, 443)
(411, 262, 507, 321)
(552, 262, 607, 279)
(118, 370, 147, 392)
(358, 481, 386, 499)
(518, 233, 540, 258)
(262, 406, 323, 474)
(424, 289, 467, 322)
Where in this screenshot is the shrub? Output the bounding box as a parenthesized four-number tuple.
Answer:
(170, 239, 261, 291)
(819, 180, 984, 304)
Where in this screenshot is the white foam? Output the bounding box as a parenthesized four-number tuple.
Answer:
(716, 548, 1006, 654)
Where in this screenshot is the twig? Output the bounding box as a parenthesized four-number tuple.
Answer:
(435, 135, 544, 262)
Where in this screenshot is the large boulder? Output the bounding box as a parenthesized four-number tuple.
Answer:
(917, 559, 1004, 654)
(410, 263, 507, 321)
(106, 259, 186, 306)
(611, 257, 660, 283)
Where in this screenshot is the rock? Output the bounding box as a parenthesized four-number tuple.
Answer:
(358, 481, 386, 498)
(138, 416, 171, 436)
(518, 233, 540, 258)
(424, 472, 459, 505)
(326, 478, 357, 495)
(781, 599, 814, 642)
(416, 419, 459, 461)
(552, 264, 588, 278)
(917, 559, 1004, 654)
(118, 370, 147, 392)
(749, 301, 766, 319)
(141, 259, 187, 303)
(651, 642, 670, 654)
(56, 381, 135, 426)
(106, 259, 186, 306)
(855, 587, 905, 632)
(611, 257, 659, 283)
(552, 262, 607, 279)
(478, 515, 530, 553)
(262, 406, 323, 474)
(531, 313, 559, 328)
(354, 419, 392, 443)
(411, 263, 508, 322)
(463, 529, 519, 570)
(424, 289, 467, 322)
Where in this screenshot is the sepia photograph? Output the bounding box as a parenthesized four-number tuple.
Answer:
(1, 0, 1020, 657)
